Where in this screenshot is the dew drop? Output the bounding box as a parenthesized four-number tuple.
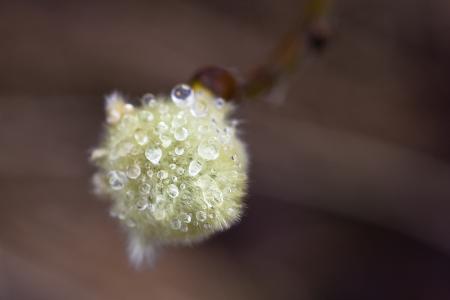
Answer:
(136, 198, 148, 211)
(159, 134, 172, 148)
(180, 212, 192, 223)
(171, 84, 194, 107)
(138, 110, 154, 122)
(134, 129, 149, 145)
(188, 160, 202, 176)
(157, 122, 169, 133)
(174, 127, 189, 141)
(141, 93, 156, 106)
(190, 98, 208, 117)
(174, 147, 185, 156)
(145, 147, 162, 164)
(198, 140, 219, 160)
(176, 167, 185, 176)
(196, 211, 207, 222)
(215, 97, 225, 109)
(167, 184, 179, 198)
(171, 112, 187, 128)
(108, 171, 127, 190)
(139, 183, 151, 195)
(157, 170, 168, 180)
(126, 164, 141, 179)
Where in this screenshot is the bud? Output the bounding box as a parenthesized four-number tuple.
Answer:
(91, 85, 248, 267)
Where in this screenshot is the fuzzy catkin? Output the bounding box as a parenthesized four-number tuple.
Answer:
(91, 85, 248, 266)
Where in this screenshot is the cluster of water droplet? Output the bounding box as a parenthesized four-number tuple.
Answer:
(91, 84, 247, 245)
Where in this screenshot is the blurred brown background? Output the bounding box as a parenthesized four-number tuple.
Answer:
(1, 0, 450, 299)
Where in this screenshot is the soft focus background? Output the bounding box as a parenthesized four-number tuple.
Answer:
(1, 0, 450, 299)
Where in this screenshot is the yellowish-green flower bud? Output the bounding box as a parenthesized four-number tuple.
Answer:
(91, 84, 248, 266)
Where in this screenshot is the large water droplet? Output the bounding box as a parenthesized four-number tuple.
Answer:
(145, 147, 162, 164)
(188, 160, 202, 176)
(198, 139, 219, 160)
(167, 184, 179, 198)
(174, 127, 189, 141)
(171, 84, 195, 107)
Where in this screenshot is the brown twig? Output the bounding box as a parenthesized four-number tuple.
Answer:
(190, 0, 333, 102)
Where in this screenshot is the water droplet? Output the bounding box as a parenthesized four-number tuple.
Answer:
(139, 183, 151, 194)
(141, 93, 156, 106)
(174, 127, 189, 141)
(171, 112, 187, 128)
(211, 189, 223, 205)
(180, 183, 186, 190)
(176, 167, 185, 176)
(119, 115, 137, 130)
(159, 134, 172, 148)
(174, 147, 185, 156)
(126, 164, 141, 179)
(188, 160, 202, 176)
(157, 122, 169, 133)
(171, 176, 178, 183)
(196, 211, 207, 222)
(190, 98, 208, 117)
(215, 98, 225, 109)
(146, 169, 154, 178)
(168, 163, 175, 170)
(180, 212, 192, 223)
(136, 198, 148, 211)
(167, 184, 179, 198)
(134, 129, 149, 145)
(171, 84, 194, 107)
(157, 170, 168, 180)
(138, 110, 154, 122)
(108, 171, 127, 190)
(145, 147, 162, 164)
(198, 140, 219, 160)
